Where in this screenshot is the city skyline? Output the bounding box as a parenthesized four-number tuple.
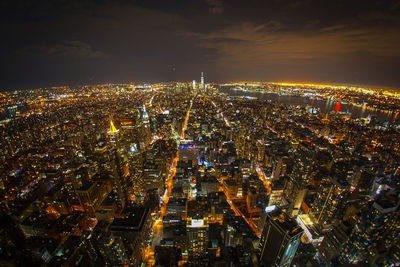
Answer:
(1, 1, 400, 266)
(0, 82, 399, 266)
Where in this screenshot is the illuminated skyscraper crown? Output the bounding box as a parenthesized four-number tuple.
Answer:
(108, 120, 119, 135)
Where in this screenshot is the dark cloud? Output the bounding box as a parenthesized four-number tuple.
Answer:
(288, 0, 311, 9)
(390, 0, 400, 10)
(20, 41, 107, 59)
(204, 0, 224, 14)
(358, 10, 400, 24)
(1, 0, 400, 89)
(47, 41, 106, 58)
(303, 19, 320, 29)
(264, 20, 285, 31)
(197, 21, 400, 61)
(192, 20, 400, 86)
(202, 37, 250, 44)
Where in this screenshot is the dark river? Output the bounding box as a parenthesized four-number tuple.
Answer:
(220, 87, 398, 123)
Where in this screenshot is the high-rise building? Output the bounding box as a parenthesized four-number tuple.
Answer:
(187, 200, 209, 265)
(110, 149, 128, 210)
(318, 221, 352, 263)
(76, 181, 102, 214)
(291, 141, 315, 187)
(334, 102, 341, 112)
(380, 207, 400, 256)
(272, 156, 287, 180)
(268, 177, 285, 207)
(192, 80, 196, 90)
(108, 119, 119, 135)
(139, 105, 152, 148)
(247, 187, 261, 213)
(310, 176, 350, 227)
(338, 196, 398, 265)
(258, 209, 303, 267)
(287, 141, 316, 215)
(142, 147, 164, 194)
(95, 232, 130, 266)
(107, 119, 119, 144)
(284, 176, 307, 216)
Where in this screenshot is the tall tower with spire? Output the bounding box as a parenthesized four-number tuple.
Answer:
(201, 72, 206, 105)
(201, 72, 204, 89)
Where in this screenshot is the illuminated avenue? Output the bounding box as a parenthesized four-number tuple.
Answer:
(1, 78, 400, 267)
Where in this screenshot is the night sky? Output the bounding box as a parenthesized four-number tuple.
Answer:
(1, 0, 400, 90)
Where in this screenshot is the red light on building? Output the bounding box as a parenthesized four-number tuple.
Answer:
(335, 102, 341, 112)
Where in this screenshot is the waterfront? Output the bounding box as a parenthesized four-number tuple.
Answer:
(220, 87, 398, 122)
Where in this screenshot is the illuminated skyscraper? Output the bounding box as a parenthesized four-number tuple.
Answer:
(76, 181, 102, 214)
(138, 105, 151, 148)
(310, 176, 350, 227)
(258, 209, 303, 267)
(339, 196, 398, 265)
(318, 221, 352, 263)
(187, 217, 209, 266)
(291, 141, 315, 186)
(334, 102, 341, 112)
(201, 72, 204, 89)
(287, 141, 316, 215)
(108, 119, 119, 135)
(95, 232, 129, 266)
(107, 118, 119, 144)
(110, 149, 128, 210)
(141, 105, 150, 125)
(187, 201, 209, 265)
(284, 177, 307, 216)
